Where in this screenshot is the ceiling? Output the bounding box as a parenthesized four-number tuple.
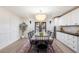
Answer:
(3, 6, 77, 20)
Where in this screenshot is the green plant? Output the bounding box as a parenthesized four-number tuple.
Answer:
(39, 32, 43, 37)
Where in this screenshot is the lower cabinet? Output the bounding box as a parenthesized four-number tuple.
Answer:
(56, 32, 79, 52)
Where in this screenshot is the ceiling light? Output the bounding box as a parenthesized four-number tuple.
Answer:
(35, 14, 46, 22)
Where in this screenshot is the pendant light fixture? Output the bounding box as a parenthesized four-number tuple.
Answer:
(35, 10, 46, 22)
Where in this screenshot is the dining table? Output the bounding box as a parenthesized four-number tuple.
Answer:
(29, 32, 54, 53)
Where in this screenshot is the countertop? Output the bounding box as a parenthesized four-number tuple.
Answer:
(57, 30, 79, 36)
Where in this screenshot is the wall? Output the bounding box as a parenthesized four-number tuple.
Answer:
(25, 18, 35, 32)
(21, 18, 35, 38)
(46, 19, 54, 32)
(56, 26, 79, 34)
(55, 8, 79, 26)
(0, 7, 21, 49)
(25, 18, 55, 33)
(55, 8, 79, 33)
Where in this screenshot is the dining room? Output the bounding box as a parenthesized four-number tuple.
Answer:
(0, 6, 79, 53)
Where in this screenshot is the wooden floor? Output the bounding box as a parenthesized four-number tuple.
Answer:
(0, 38, 30, 53)
(0, 38, 74, 53)
(53, 39, 74, 53)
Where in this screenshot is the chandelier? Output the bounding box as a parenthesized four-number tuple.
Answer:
(35, 14, 46, 22)
(35, 10, 46, 22)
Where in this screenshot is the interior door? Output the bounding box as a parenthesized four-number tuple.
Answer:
(35, 22, 46, 32)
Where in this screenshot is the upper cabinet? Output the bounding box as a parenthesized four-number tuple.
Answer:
(55, 8, 79, 26)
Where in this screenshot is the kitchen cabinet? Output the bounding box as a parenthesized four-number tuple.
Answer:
(56, 32, 79, 52)
(56, 8, 79, 26)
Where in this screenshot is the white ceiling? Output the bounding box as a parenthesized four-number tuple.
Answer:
(3, 6, 76, 20)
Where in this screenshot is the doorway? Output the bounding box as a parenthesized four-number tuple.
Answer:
(35, 22, 46, 32)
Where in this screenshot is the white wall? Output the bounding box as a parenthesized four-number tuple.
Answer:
(55, 8, 79, 26)
(55, 8, 79, 34)
(25, 18, 55, 33)
(0, 7, 21, 49)
(25, 19, 35, 32)
(46, 19, 54, 32)
(21, 18, 35, 38)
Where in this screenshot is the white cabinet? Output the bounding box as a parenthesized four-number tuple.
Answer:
(56, 8, 79, 26)
(77, 37, 79, 52)
(67, 35, 77, 51)
(56, 32, 63, 42)
(56, 32, 79, 52)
